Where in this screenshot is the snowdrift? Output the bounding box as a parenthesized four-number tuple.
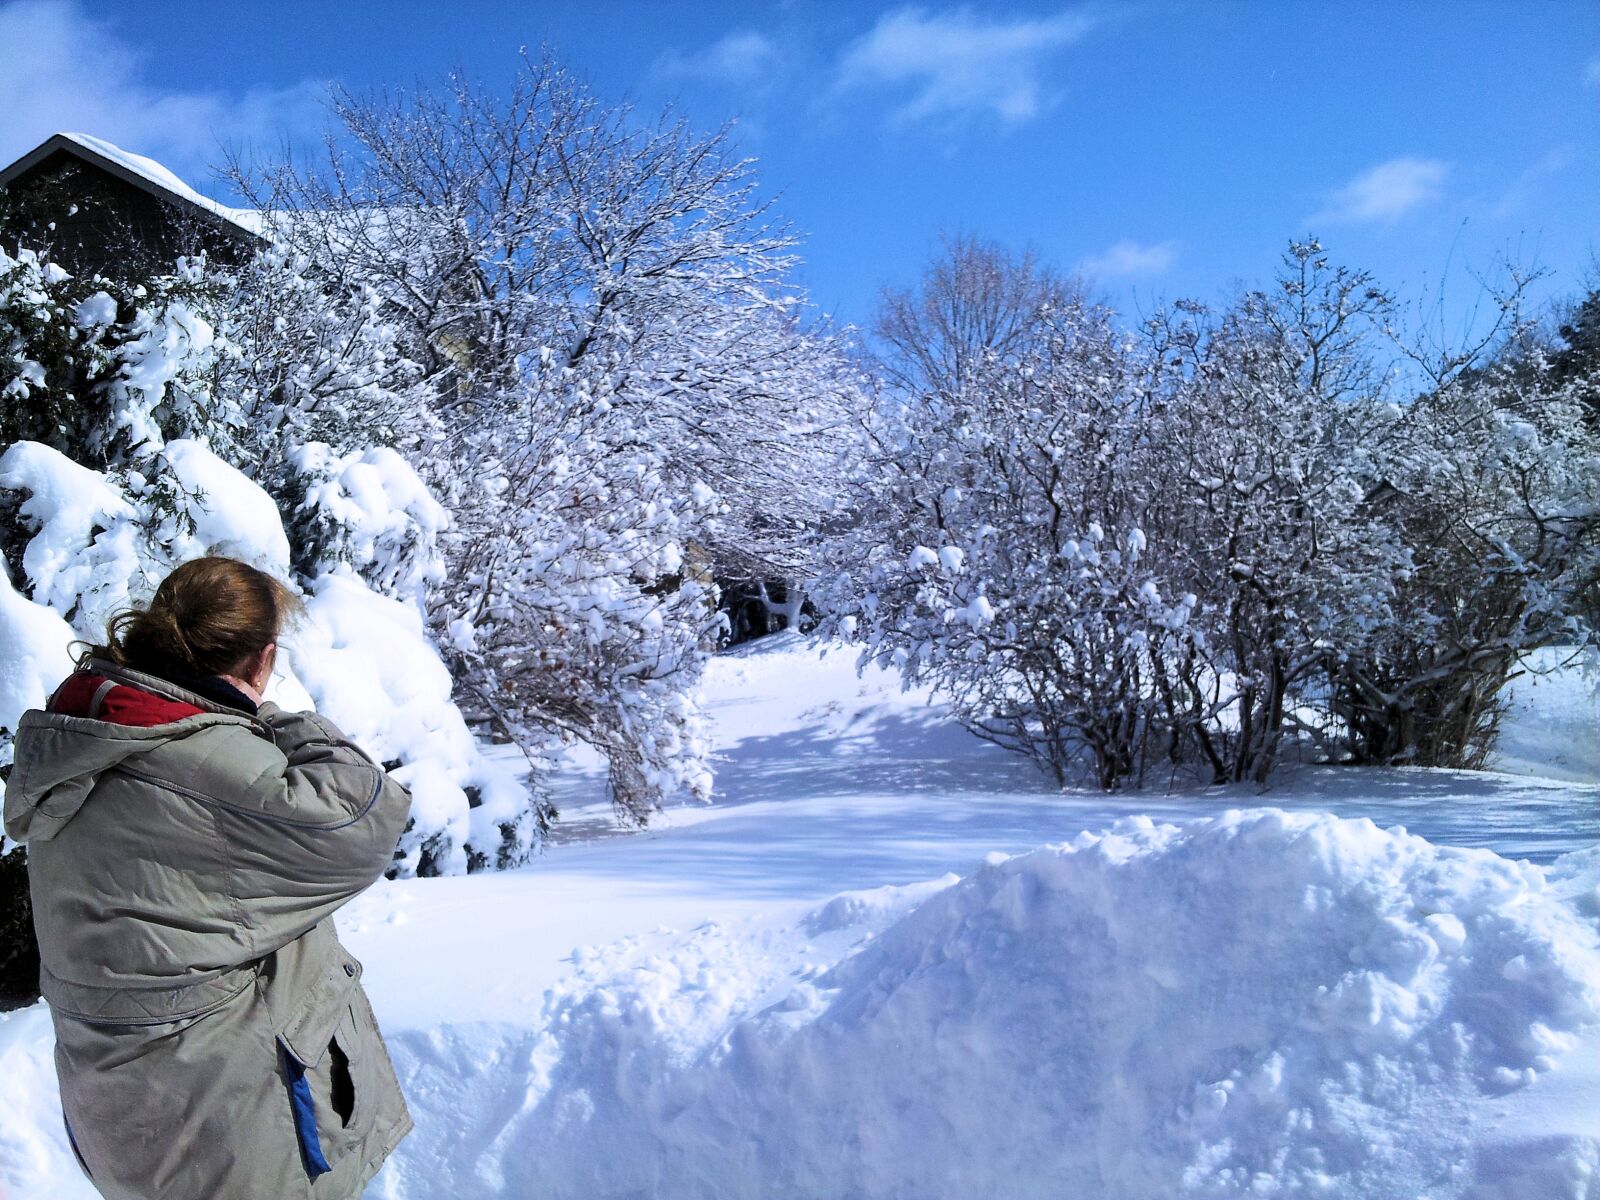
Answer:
(4, 623, 1596, 1199)
(378, 810, 1600, 1200)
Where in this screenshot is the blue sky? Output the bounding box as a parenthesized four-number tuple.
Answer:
(2, 0, 1596, 333)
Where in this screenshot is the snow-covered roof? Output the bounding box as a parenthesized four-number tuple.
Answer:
(0, 132, 451, 318)
(0, 132, 264, 241)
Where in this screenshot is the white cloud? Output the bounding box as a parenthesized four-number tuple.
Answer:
(1310, 157, 1450, 226)
(0, 0, 324, 187)
(1078, 238, 1178, 279)
(1585, 55, 1600, 88)
(654, 30, 783, 87)
(835, 5, 1100, 127)
(1489, 145, 1574, 218)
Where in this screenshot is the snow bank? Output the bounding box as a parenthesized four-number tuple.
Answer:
(1495, 647, 1600, 784)
(0, 1004, 84, 1199)
(381, 810, 1600, 1199)
(4, 630, 1598, 1197)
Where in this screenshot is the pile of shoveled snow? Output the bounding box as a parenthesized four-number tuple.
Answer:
(372, 809, 1600, 1199)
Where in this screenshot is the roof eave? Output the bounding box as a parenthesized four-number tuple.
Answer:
(0, 133, 264, 246)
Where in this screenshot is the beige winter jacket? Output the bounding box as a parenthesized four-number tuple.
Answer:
(3, 658, 414, 1200)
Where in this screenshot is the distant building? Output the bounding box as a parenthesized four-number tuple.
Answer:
(0, 132, 260, 277)
(0, 133, 491, 408)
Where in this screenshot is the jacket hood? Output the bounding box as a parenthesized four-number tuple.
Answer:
(3, 660, 264, 845)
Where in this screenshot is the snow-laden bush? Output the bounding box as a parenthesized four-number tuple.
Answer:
(0, 438, 526, 875)
(0, 238, 536, 874)
(813, 280, 1198, 789)
(0, 562, 78, 1007)
(0, 245, 233, 464)
(816, 238, 1600, 787)
(218, 242, 436, 464)
(289, 571, 532, 874)
(1330, 368, 1600, 767)
(283, 442, 448, 607)
(448, 355, 722, 819)
(0, 440, 144, 631)
(1135, 251, 1406, 782)
(0, 566, 77, 788)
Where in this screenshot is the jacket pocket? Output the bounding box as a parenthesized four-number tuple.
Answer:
(341, 980, 410, 1137)
(276, 951, 366, 1179)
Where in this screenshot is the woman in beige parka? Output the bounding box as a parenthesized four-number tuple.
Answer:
(3, 556, 414, 1199)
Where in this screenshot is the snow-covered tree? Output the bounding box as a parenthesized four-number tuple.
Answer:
(208, 239, 451, 612)
(217, 241, 441, 470)
(1137, 243, 1404, 782)
(0, 233, 532, 878)
(1330, 356, 1600, 767)
(231, 53, 859, 819)
(813, 240, 1195, 789)
(1286, 257, 1600, 768)
(816, 236, 1600, 788)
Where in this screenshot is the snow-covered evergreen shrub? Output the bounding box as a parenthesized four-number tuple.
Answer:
(289, 569, 534, 874)
(0, 237, 537, 877)
(0, 437, 528, 876)
(0, 561, 77, 833)
(0, 245, 234, 464)
(0, 510, 89, 1003)
(282, 443, 448, 607)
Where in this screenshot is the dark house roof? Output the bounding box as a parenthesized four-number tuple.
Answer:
(0, 132, 262, 276)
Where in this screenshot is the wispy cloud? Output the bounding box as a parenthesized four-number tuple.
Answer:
(1078, 239, 1178, 279)
(1489, 146, 1574, 218)
(653, 30, 783, 88)
(1585, 55, 1600, 88)
(0, 0, 324, 185)
(1310, 157, 1450, 226)
(835, 5, 1101, 128)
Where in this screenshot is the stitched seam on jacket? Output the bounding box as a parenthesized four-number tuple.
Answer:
(46, 968, 256, 1025)
(207, 793, 256, 957)
(280, 738, 342, 758)
(21, 710, 259, 741)
(112, 763, 385, 831)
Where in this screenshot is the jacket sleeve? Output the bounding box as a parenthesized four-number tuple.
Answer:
(224, 702, 414, 943)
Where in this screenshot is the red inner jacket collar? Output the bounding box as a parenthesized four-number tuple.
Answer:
(48, 672, 206, 727)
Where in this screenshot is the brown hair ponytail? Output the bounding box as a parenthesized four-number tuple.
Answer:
(87, 557, 301, 679)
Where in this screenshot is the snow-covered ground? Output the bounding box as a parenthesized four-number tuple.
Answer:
(2, 634, 1598, 1198)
